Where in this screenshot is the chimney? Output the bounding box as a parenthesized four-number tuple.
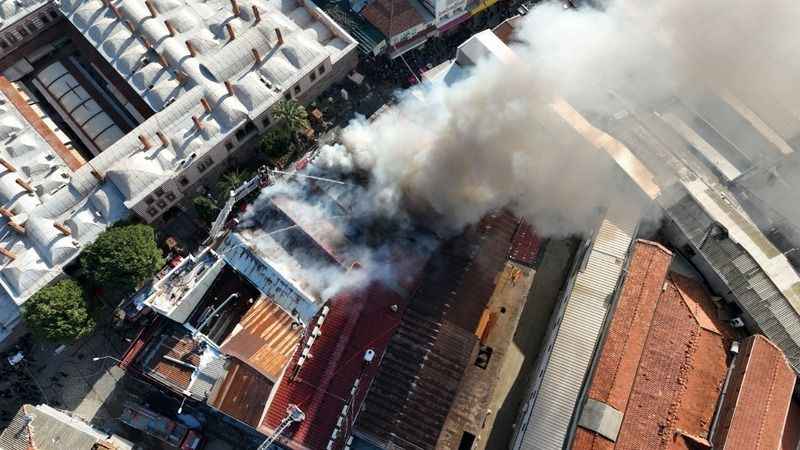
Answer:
(176, 71, 187, 84)
(124, 20, 135, 32)
(185, 40, 197, 57)
(231, 0, 240, 17)
(8, 221, 24, 234)
(275, 28, 284, 46)
(0, 207, 13, 218)
(15, 178, 33, 194)
(110, 4, 121, 18)
(0, 246, 15, 261)
(252, 5, 261, 23)
(53, 222, 71, 237)
(142, 37, 152, 49)
(164, 19, 176, 37)
(224, 80, 235, 97)
(145, 0, 157, 17)
(158, 53, 169, 68)
(251, 48, 261, 63)
(192, 115, 204, 130)
(91, 169, 103, 181)
(226, 23, 236, 41)
(138, 135, 151, 150)
(200, 97, 212, 113)
(157, 131, 169, 147)
(0, 158, 16, 172)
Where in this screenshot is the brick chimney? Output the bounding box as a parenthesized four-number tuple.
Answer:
(124, 20, 135, 33)
(91, 169, 104, 181)
(109, 4, 121, 18)
(275, 28, 284, 46)
(231, 0, 240, 17)
(200, 97, 212, 113)
(0, 207, 13, 218)
(226, 23, 236, 41)
(53, 222, 71, 237)
(8, 221, 24, 234)
(164, 19, 176, 37)
(0, 158, 16, 172)
(144, 0, 157, 18)
(185, 40, 197, 57)
(224, 80, 235, 97)
(157, 53, 169, 68)
(252, 5, 261, 23)
(157, 131, 169, 147)
(138, 135, 151, 150)
(0, 246, 15, 261)
(192, 116, 204, 130)
(15, 178, 33, 194)
(251, 48, 261, 63)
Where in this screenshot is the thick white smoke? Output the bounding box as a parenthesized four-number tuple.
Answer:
(314, 0, 800, 236)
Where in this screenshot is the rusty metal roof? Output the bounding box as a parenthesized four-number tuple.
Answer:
(355, 211, 521, 450)
(209, 359, 274, 428)
(220, 298, 302, 382)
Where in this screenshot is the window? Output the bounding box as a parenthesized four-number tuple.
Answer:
(0, 40, 7, 50)
(144, 196, 155, 205)
(156, 199, 167, 208)
(154, 187, 165, 197)
(474, 345, 493, 369)
(225, 141, 234, 151)
(284, 92, 292, 101)
(6, 34, 17, 44)
(262, 116, 271, 128)
(179, 177, 189, 186)
(40, 14, 50, 24)
(49, 10, 59, 19)
(309, 71, 316, 82)
(458, 432, 476, 450)
(17, 27, 28, 37)
(165, 192, 176, 202)
(318, 65, 326, 75)
(147, 207, 158, 216)
(197, 157, 214, 173)
(293, 85, 301, 95)
(26, 23, 37, 33)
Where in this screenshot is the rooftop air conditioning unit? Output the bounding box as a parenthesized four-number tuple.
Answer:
(729, 317, 745, 328)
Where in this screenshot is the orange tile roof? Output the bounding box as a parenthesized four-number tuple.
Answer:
(220, 298, 301, 382)
(712, 334, 795, 450)
(573, 240, 739, 450)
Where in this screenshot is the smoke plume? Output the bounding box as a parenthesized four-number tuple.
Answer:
(314, 0, 800, 236)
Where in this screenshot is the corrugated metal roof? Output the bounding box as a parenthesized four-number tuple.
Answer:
(220, 298, 301, 382)
(512, 202, 638, 450)
(663, 181, 800, 372)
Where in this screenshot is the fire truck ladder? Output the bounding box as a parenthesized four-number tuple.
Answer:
(257, 404, 306, 450)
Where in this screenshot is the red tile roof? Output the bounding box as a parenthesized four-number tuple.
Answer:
(220, 298, 301, 382)
(573, 240, 740, 450)
(712, 334, 795, 450)
(361, 0, 424, 38)
(508, 219, 543, 267)
(262, 281, 406, 450)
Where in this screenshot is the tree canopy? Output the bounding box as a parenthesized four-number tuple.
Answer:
(23, 278, 95, 343)
(193, 195, 220, 224)
(272, 99, 309, 135)
(216, 168, 252, 199)
(260, 126, 294, 159)
(80, 223, 163, 293)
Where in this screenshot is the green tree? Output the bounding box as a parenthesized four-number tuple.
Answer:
(260, 126, 294, 159)
(272, 99, 310, 136)
(80, 224, 163, 293)
(216, 168, 252, 199)
(193, 195, 220, 224)
(23, 278, 95, 343)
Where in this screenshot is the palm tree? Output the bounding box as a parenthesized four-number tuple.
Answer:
(272, 99, 310, 143)
(216, 168, 251, 198)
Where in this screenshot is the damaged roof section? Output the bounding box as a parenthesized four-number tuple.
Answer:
(354, 211, 522, 449)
